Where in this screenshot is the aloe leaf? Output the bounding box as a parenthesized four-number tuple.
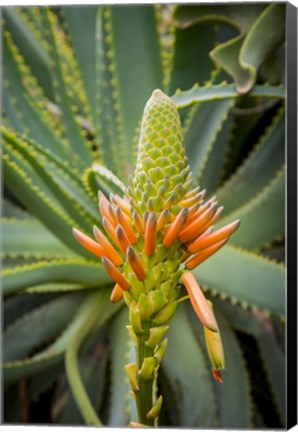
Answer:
(2, 259, 111, 296)
(3, 352, 63, 386)
(210, 35, 252, 93)
(187, 303, 253, 428)
(2, 199, 33, 220)
(219, 168, 285, 250)
(4, 128, 101, 221)
(3, 32, 67, 158)
(237, 4, 286, 92)
(217, 109, 285, 211)
(3, 7, 54, 100)
(184, 98, 234, 180)
(193, 245, 285, 315)
(172, 83, 285, 108)
(107, 307, 131, 427)
(183, 4, 286, 93)
(92, 163, 127, 195)
(64, 6, 98, 124)
(28, 362, 64, 403)
(60, 328, 110, 425)
(162, 303, 216, 427)
(93, 6, 163, 179)
(4, 293, 84, 362)
(2, 218, 77, 259)
(173, 4, 266, 31)
(168, 20, 215, 94)
(2, 150, 91, 256)
(110, 6, 163, 167)
(199, 115, 234, 194)
(4, 292, 59, 329)
(253, 313, 285, 424)
(214, 300, 285, 424)
(24, 283, 94, 294)
(3, 128, 100, 229)
(65, 288, 122, 426)
(39, 8, 94, 168)
(3, 290, 104, 385)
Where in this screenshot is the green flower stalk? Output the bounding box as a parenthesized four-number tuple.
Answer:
(73, 89, 240, 426)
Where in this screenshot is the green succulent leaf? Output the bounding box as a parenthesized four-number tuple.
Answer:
(107, 307, 131, 427)
(4, 293, 84, 362)
(219, 168, 285, 250)
(218, 109, 285, 212)
(2, 259, 111, 296)
(3, 7, 54, 100)
(172, 83, 285, 108)
(162, 303, 216, 427)
(2, 218, 77, 259)
(184, 98, 234, 180)
(198, 115, 234, 194)
(65, 288, 122, 426)
(168, 21, 215, 94)
(193, 245, 285, 315)
(215, 300, 285, 424)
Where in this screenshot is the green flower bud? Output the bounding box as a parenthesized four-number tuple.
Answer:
(154, 339, 168, 364)
(139, 356, 157, 380)
(148, 290, 168, 314)
(124, 363, 139, 391)
(146, 395, 163, 420)
(138, 293, 154, 321)
(145, 325, 169, 349)
(129, 301, 144, 334)
(204, 301, 225, 375)
(126, 325, 138, 346)
(152, 302, 178, 325)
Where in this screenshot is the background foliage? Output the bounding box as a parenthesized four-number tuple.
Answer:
(2, 4, 285, 428)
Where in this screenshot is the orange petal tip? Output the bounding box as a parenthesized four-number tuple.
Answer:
(212, 369, 224, 384)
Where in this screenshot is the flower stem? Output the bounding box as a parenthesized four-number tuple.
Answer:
(135, 323, 155, 427)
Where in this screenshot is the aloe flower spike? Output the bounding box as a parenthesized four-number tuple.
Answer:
(73, 88, 240, 426)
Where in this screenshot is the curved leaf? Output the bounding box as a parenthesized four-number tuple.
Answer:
(65, 288, 122, 425)
(217, 109, 285, 212)
(219, 168, 285, 250)
(4, 293, 84, 362)
(172, 83, 285, 108)
(2, 259, 111, 296)
(193, 245, 285, 315)
(168, 21, 215, 94)
(162, 303, 216, 427)
(184, 98, 234, 180)
(107, 307, 131, 427)
(3, 7, 54, 100)
(2, 218, 77, 259)
(214, 299, 285, 424)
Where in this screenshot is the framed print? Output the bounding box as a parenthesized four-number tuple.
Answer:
(1, 2, 297, 429)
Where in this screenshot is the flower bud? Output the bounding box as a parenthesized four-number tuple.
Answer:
(137, 293, 154, 321)
(148, 290, 168, 314)
(129, 301, 144, 334)
(124, 363, 139, 391)
(146, 395, 163, 420)
(145, 326, 169, 349)
(204, 301, 225, 382)
(154, 339, 168, 363)
(126, 325, 138, 346)
(139, 356, 157, 380)
(153, 302, 178, 325)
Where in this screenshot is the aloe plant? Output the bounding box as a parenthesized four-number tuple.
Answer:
(2, 4, 286, 428)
